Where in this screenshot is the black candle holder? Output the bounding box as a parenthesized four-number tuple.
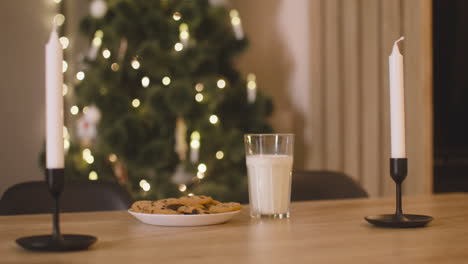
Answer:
(16, 169, 97, 251)
(365, 158, 433, 228)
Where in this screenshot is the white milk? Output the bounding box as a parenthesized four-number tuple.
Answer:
(246, 154, 293, 215)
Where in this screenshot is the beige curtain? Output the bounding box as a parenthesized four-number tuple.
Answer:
(235, 0, 432, 197)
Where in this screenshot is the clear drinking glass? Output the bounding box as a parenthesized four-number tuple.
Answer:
(244, 134, 294, 219)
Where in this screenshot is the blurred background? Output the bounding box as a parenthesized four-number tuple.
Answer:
(2, 0, 464, 200)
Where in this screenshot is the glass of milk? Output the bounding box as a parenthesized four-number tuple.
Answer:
(244, 134, 294, 219)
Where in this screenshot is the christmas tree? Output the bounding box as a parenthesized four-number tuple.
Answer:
(62, 0, 273, 202)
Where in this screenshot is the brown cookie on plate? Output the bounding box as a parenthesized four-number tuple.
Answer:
(177, 205, 209, 215)
(155, 198, 182, 206)
(150, 207, 180, 215)
(131, 200, 156, 213)
(208, 202, 242, 214)
(179, 195, 215, 206)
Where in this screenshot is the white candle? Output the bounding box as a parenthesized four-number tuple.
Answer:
(388, 37, 406, 158)
(45, 23, 64, 168)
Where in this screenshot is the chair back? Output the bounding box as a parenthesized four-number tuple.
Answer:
(0, 181, 133, 215)
(291, 170, 368, 201)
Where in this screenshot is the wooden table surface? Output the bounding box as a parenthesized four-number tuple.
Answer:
(1, 193, 468, 263)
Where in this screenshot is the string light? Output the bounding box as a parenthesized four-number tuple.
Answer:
(63, 84, 68, 96)
(190, 131, 201, 163)
(209, 115, 219, 124)
(162, 76, 171, 86)
(197, 172, 205, 179)
(70, 105, 79, 115)
(63, 126, 69, 139)
(89, 171, 98, 181)
(179, 23, 189, 45)
(173, 12, 181, 21)
(247, 74, 257, 89)
(191, 131, 200, 141)
(198, 163, 207, 173)
(92, 37, 102, 46)
(82, 148, 95, 164)
(59, 37, 69, 49)
(141, 76, 150, 88)
(86, 156, 94, 164)
(139, 180, 147, 188)
(54, 14, 65, 26)
(188, 193, 194, 197)
(195, 93, 203, 102)
(83, 106, 89, 114)
(190, 139, 200, 149)
(178, 184, 187, 192)
(102, 49, 111, 59)
(217, 79, 226, 89)
(76, 71, 85, 80)
(195, 83, 204, 92)
(230, 10, 241, 25)
(174, 42, 184, 52)
(111, 63, 120, 71)
(216, 151, 224, 160)
(62, 61, 68, 73)
(139, 180, 151, 191)
(94, 29, 104, 38)
(109, 153, 117, 162)
(180, 31, 189, 40)
(131, 59, 140, 69)
(64, 139, 70, 150)
(179, 23, 188, 33)
(229, 9, 244, 40)
(247, 73, 257, 103)
(83, 148, 91, 159)
(132, 98, 141, 108)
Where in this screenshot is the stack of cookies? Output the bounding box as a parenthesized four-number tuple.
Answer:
(130, 195, 242, 215)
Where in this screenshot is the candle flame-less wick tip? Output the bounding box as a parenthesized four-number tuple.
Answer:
(391, 36, 404, 55)
(394, 36, 404, 46)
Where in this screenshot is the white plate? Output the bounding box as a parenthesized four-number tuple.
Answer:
(128, 209, 241, 227)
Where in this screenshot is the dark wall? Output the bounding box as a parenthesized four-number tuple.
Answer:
(433, 0, 468, 192)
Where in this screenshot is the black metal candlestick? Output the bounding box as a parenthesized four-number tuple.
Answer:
(365, 158, 433, 228)
(16, 169, 97, 252)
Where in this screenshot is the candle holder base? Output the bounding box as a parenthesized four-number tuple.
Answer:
(365, 214, 433, 228)
(16, 234, 96, 252)
(15, 169, 97, 252)
(364, 158, 433, 228)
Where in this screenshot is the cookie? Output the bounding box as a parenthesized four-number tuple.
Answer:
(208, 202, 242, 213)
(131, 200, 181, 214)
(155, 198, 182, 206)
(131, 200, 156, 213)
(177, 205, 209, 215)
(150, 207, 180, 215)
(201, 201, 220, 210)
(179, 195, 215, 206)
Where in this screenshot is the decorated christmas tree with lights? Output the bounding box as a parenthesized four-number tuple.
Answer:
(62, 0, 273, 202)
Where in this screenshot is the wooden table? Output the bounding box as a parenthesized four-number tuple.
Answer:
(1, 193, 468, 263)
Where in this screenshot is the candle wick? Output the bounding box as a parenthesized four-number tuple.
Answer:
(392, 36, 404, 55)
(394, 36, 404, 47)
